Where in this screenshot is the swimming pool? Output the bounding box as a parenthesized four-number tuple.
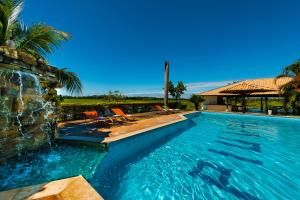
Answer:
(0, 144, 107, 191)
(91, 112, 300, 199)
(1, 112, 300, 199)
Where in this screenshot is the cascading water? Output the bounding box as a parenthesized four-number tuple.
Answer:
(0, 68, 55, 160)
(16, 71, 25, 136)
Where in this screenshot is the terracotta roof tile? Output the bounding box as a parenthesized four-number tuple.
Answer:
(220, 82, 277, 93)
(198, 77, 292, 96)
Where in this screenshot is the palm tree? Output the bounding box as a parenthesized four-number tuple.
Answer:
(0, 0, 82, 94)
(275, 60, 300, 113)
(190, 94, 205, 110)
(53, 68, 82, 95)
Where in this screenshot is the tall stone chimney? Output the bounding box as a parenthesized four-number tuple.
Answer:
(164, 61, 169, 107)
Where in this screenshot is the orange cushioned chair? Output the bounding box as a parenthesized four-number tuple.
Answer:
(83, 111, 99, 119)
(83, 111, 114, 126)
(111, 108, 135, 121)
(153, 105, 171, 114)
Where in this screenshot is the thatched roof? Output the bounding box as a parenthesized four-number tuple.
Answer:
(199, 77, 292, 96)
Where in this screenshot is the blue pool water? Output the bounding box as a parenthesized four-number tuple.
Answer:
(91, 112, 300, 199)
(0, 144, 107, 191)
(1, 112, 300, 199)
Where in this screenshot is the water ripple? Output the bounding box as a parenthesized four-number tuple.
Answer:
(92, 113, 300, 199)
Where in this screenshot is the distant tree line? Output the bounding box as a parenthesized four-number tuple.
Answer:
(63, 94, 164, 100)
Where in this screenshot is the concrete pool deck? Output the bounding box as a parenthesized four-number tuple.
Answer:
(0, 176, 103, 200)
(102, 112, 191, 143)
(58, 111, 197, 144)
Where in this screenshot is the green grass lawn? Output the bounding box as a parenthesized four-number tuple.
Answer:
(61, 98, 165, 105)
(62, 98, 283, 111)
(247, 99, 283, 109)
(61, 98, 195, 110)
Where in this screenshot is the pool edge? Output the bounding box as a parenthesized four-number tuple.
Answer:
(102, 111, 200, 144)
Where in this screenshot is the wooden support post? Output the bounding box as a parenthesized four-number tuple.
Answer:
(242, 94, 246, 113)
(226, 96, 229, 109)
(265, 97, 268, 114)
(260, 97, 263, 112)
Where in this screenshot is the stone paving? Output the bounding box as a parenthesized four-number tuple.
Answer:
(0, 176, 103, 200)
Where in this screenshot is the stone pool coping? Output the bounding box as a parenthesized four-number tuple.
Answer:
(0, 175, 103, 200)
(204, 110, 300, 119)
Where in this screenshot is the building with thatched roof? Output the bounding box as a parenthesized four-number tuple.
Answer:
(198, 77, 292, 112)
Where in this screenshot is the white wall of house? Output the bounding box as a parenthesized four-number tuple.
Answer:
(205, 105, 232, 112)
(203, 96, 218, 105)
(202, 96, 232, 111)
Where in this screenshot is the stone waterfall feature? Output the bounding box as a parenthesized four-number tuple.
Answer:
(0, 47, 59, 162)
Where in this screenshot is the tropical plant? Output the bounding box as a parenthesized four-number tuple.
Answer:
(52, 68, 82, 95)
(0, 0, 23, 45)
(0, 0, 82, 94)
(104, 90, 125, 103)
(13, 23, 70, 60)
(168, 80, 187, 101)
(175, 81, 187, 101)
(275, 60, 300, 113)
(168, 81, 176, 98)
(190, 94, 205, 110)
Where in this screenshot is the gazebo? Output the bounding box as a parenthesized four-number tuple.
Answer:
(198, 77, 292, 113)
(220, 82, 277, 113)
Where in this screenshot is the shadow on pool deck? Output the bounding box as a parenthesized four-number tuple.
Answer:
(58, 121, 111, 143)
(58, 112, 191, 145)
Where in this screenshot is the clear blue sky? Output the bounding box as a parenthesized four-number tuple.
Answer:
(23, 0, 300, 97)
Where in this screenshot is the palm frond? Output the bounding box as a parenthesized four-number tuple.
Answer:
(53, 68, 82, 95)
(282, 60, 300, 77)
(14, 23, 70, 59)
(0, 0, 23, 44)
(275, 60, 300, 92)
(7, 0, 23, 28)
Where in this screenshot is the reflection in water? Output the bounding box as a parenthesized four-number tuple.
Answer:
(189, 160, 260, 200)
(215, 140, 261, 153)
(90, 119, 197, 199)
(208, 148, 263, 166)
(223, 130, 260, 137)
(218, 136, 259, 145)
